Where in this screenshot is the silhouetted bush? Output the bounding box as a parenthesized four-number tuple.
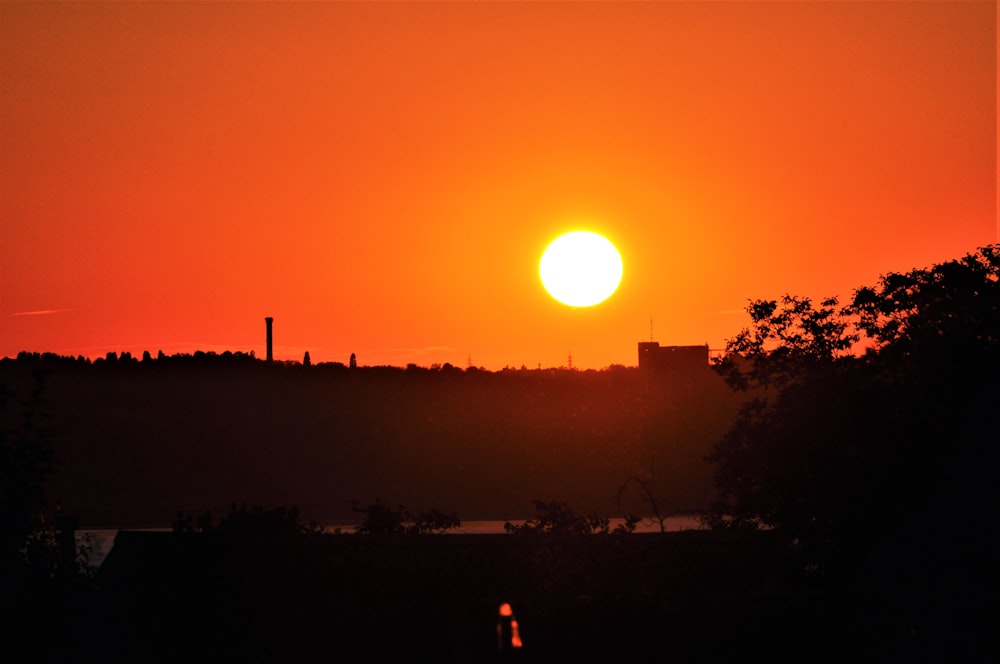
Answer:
(172, 503, 322, 537)
(504, 500, 636, 535)
(351, 499, 460, 534)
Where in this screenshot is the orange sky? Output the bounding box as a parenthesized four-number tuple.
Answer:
(2, 1, 996, 369)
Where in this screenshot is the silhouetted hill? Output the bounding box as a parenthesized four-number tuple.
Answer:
(0, 356, 739, 526)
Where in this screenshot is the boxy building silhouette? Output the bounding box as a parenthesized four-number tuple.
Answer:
(637, 341, 709, 373)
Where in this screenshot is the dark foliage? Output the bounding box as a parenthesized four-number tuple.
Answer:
(706, 245, 1000, 575)
(351, 498, 460, 535)
(1, 372, 58, 577)
(1, 373, 101, 662)
(1, 373, 53, 535)
(172, 503, 323, 537)
(504, 500, 637, 535)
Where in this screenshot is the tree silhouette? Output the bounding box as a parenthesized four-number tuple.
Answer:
(707, 245, 1000, 572)
(1, 372, 54, 572)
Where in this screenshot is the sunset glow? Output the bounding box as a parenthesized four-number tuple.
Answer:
(1, 2, 995, 369)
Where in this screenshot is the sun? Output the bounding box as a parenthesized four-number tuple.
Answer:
(539, 231, 623, 307)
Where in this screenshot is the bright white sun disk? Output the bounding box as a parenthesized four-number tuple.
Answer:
(539, 231, 623, 307)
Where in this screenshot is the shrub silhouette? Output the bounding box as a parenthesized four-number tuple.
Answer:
(351, 499, 460, 535)
(504, 500, 636, 535)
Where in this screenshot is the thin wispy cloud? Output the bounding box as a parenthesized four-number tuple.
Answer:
(10, 308, 75, 317)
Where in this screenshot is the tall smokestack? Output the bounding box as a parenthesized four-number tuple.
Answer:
(265, 317, 273, 363)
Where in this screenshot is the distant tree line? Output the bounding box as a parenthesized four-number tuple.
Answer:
(5, 349, 259, 368)
(4, 349, 639, 374)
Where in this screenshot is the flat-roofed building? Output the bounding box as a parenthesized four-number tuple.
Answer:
(638, 341, 709, 373)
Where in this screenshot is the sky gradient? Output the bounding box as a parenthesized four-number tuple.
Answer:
(2, 1, 996, 369)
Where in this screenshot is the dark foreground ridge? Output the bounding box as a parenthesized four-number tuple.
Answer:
(14, 527, 979, 664)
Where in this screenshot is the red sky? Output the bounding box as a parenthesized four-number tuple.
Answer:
(2, 1, 996, 369)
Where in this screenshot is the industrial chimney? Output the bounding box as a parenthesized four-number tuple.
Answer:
(265, 317, 273, 363)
